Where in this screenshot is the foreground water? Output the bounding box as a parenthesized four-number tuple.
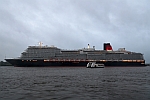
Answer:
(0, 66, 150, 100)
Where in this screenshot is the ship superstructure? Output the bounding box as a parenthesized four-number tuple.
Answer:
(5, 43, 145, 67)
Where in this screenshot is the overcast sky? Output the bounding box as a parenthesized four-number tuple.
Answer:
(0, 0, 150, 63)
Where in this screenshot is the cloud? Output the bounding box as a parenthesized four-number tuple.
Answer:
(0, 0, 150, 63)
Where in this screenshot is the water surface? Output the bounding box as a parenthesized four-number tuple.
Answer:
(0, 66, 150, 100)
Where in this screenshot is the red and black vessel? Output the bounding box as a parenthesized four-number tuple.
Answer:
(5, 43, 145, 67)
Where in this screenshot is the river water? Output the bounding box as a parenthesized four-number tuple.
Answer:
(0, 66, 150, 100)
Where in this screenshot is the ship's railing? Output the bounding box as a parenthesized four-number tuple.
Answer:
(43, 59, 145, 62)
(28, 46, 58, 49)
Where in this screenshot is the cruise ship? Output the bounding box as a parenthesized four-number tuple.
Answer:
(5, 43, 145, 67)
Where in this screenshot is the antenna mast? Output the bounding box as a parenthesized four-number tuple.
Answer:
(39, 41, 43, 47)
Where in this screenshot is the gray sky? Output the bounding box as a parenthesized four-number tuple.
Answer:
(0, 0, 150, 63)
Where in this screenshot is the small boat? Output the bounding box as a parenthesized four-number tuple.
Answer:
(87, 62, 104, 68)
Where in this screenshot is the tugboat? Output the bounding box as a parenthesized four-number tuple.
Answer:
(87, 62, 104, 68)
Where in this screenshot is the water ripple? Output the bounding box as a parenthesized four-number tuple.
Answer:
(0, 66, 150, 100)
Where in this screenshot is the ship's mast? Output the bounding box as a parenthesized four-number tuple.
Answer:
(39, 41, 43, 47)
(88, 44, 90, 49)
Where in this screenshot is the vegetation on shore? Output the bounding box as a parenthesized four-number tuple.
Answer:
(0, 61, 12, 66)
(145, 63, 150, 66)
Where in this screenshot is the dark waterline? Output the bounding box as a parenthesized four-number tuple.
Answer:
(0, 66, 150, 100)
